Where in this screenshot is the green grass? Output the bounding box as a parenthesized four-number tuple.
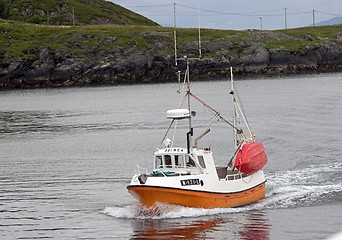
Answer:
(0, 21, 159, 60)
(0, 20, 341, 61)
(0, 0, 158, 26)
(263, 25, 342, 52)
(0, 20, 60, 59)
(280, 25, 342, 39)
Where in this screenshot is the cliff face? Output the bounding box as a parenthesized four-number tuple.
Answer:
(1, 24, 342, 90)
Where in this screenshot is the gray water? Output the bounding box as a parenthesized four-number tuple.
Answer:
(0, 73, 341, 239)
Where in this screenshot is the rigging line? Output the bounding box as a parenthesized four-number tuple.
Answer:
(160, 119, 175, 146)
(208, 113, 219, 128)
(227, 141, 244, 168)
(233, 84, 250, 132)
(178, 68, 189, 108)
(232, 82, 252, 137)
(171, 120, 178, 147)
(235, 98, 252, 137)
(189, 92, 241, 132)
(189, 92, 219, 114)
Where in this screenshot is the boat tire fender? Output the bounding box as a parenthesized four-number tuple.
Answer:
(138, 174, 148, 184)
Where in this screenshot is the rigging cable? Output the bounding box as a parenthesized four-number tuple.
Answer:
(189, 91, 242, 133)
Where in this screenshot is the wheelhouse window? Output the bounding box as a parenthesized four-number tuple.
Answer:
(198, 156, 206, 168)
(155, 154, 187, 169)
(155, 156, 162, 168)
(164, 155, 172, 168)
(175, 155, 185, 167)
(187, 155, 196, 167)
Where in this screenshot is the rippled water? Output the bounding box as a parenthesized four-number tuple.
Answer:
(0, 73, 341, 239)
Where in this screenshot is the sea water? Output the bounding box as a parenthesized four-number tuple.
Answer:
(0, 73, 341, 239)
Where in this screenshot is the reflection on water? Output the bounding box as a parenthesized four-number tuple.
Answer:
(130, 211, 270, 240)
(131, 218, 222, 239)
(238, 212, 270, 240)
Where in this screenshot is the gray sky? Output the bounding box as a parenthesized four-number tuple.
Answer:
(108, 0, 341, 30)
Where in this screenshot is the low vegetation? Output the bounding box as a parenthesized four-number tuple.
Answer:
(1, 19, 341, 62)
(0, 0, 157, 25)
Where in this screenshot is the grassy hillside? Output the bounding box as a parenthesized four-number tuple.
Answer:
(0, 20, 159, 60)
(1, 19, 341, 61)
(0, 0, 158, 26)
(0, 20, 341, 89)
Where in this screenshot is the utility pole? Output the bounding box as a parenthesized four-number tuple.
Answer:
(259, 17, 263, 31)
(312, 9, 315, 27)
(197, 0, 202, 58)
(284, 8, 287, 29)
(173, 3, 177, 66)
(72, 7, 75, 26)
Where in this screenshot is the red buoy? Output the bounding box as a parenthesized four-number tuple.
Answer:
(234, 142, 268, 174)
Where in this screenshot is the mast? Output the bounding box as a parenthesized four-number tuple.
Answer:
(230, 67, 238, 148)
(230, 67, 253, 146)
(186, 58, 193, 150)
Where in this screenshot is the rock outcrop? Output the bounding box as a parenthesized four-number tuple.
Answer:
(0, 30, 342, 90)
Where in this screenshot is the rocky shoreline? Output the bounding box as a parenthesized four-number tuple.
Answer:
(1, 30, 342, 90)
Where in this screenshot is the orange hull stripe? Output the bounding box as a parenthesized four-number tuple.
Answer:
(127, 182, 266, 208)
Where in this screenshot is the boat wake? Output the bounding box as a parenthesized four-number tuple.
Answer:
(264, 161, 342, 209)
(103, 203, 245, 220)
(104, 162, 342, 219)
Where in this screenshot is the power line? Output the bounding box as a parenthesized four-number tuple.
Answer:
(125, 4, 172, 8)
(124, 3, 342, 18)
(176, 4, 314, 17)
(315, 10, 342, 17)
(120, 3, 342, 30)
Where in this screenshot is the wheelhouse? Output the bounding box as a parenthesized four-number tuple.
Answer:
(154, 148, 195, 169)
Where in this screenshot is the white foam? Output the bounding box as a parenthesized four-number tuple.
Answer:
(103, 202, 249, 220)
(104, 161, 341, 219)
(103, 205, 138, 219)
(326, 231, 342, 240)
(262, 161, 342, 209)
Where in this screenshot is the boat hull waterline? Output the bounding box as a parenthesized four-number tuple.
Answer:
(127, 182, 266, 209)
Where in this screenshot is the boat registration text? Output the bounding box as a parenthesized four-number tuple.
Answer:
(180, 179, 200, 186)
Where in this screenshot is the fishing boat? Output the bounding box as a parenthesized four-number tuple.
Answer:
(127, 60, 268, 209)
